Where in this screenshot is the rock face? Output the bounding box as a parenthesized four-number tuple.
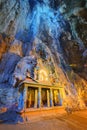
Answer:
(59, 0, 87, 81)
(0, 86, 18, 108)
(12, 55, 37, 87)
(0, 0, 87, 109)
(0, 33, 9, 60)
(0, 0, 29, 35)
(0, 53, 21, 84)
(9, 39, 23, 57)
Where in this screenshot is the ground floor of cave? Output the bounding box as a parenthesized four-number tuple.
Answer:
(0, 109, 87, 130)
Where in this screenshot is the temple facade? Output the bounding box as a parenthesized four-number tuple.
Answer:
(17, 58, 66, 112)
(18, 77, 65, 112)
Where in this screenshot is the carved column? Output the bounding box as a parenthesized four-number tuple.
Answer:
(38, 87, 41, 108)
(61, 88, 66, 99)
(23, 87, 27, 110)
(58, 89, 62, 106)
(50, 88, 53, 107)
(47, 89, 50, 107)
(34, 89, 38, 108)
(18, 86, 27, 110)
(29, 91, 31, 108)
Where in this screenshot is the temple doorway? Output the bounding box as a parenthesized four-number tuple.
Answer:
(53, 90, 60, 106)
(26, 87, 36, 108)
(41, 88, 50, 107)
(41, 88, 47, 107)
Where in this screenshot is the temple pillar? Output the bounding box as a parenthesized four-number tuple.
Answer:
(47, 90, 50, 107)
(50, 88, 53, 107)
(59, 88, 66, 105)
(38, 87, 41, 108)
(29, 91, 31, 108)
(58, 89, 62, 106)
(23, 87, 27, 110)
(34, 89, 38, 108)
(61, 88, 66, 99)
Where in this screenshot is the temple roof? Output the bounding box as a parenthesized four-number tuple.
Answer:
(18, 77, 62, 89)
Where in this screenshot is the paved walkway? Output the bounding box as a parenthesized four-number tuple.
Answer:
(0, 108, 87, 130)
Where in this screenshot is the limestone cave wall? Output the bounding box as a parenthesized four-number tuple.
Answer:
(0, 0, 87, 109)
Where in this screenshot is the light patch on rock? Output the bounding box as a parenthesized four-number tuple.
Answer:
(9, 39, 23, 56)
